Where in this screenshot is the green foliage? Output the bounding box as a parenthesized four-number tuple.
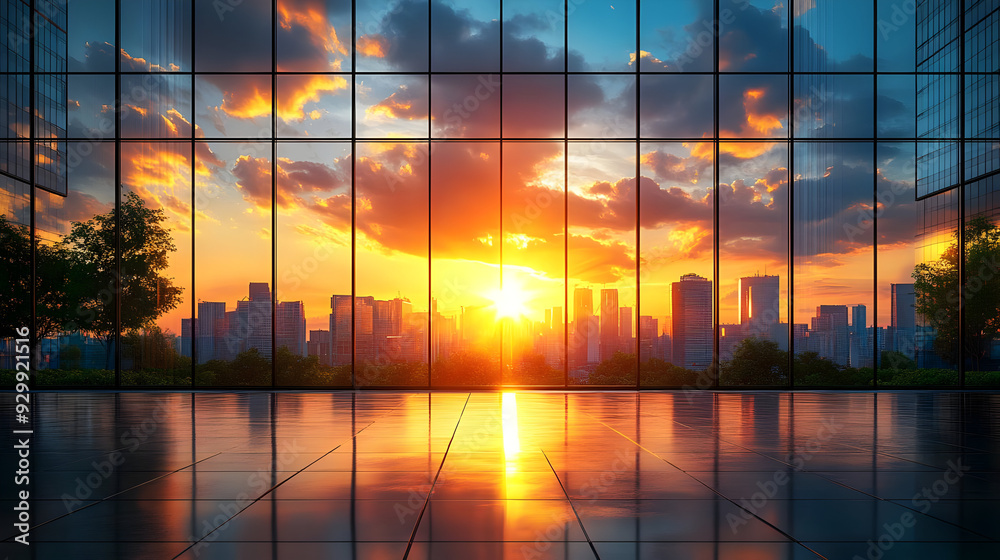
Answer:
(0, 215, 78, 341)
(356, 362, 427, 386)
(432, 350, 501, 385)
(639, 358, 701, 386)
(880, 350, 917, 371)
(507, 352, 563, 385)
(587, 351, 638, 385)
(720, 337, 788, 385)
(877, 368, 959, 386)
(913, 216, 1000, 370)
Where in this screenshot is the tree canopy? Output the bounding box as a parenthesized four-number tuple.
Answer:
(1, 192, 182, 367)
(913, 216, 1000, 370)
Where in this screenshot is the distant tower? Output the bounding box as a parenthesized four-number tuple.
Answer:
(600, 288, 619, 362)
(672, 274, 712, 369)
(573, 287, 593, 365)
(739, 274, 780, 335)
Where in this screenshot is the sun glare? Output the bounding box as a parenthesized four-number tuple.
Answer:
(489, 283, 530, 321)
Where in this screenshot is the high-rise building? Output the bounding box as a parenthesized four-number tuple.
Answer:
(572, 287, 593, 365)
(849, 304, 871, 368)
(639, 316, 658, 362)
(890, 283, 917, 358)
(739, 274, 780, 335)
(809, 305, 849, 366)
(277, 301, 306, 357)
(619, 306, 632, 353)
(1, 0, 67, 201)
(330, 295, 353, 366)
(307, 329, 331, 364)
(672, 274, 712, 369)
(600, 288, 619, 362)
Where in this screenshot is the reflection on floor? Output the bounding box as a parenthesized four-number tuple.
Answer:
(3, 391, 1000, 559)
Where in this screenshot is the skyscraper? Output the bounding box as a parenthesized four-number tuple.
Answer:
(600, 288, 619, 362)
(810, 305, 849, 366)
(619, 306, 632, 353)
(572, 287, 593, 365)
(277, 301, 307, 357)
(330, 295, 353, 366)
(891, 283, 916, 357)
(1, 0, 67, 200)
(739, 274, 780, 335)
(672, 274, 712, 369)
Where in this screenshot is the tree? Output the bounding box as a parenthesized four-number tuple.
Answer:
(721, 337, 788, 385)
(59, 192, 182, 367)
(588, 351, 638, 385)
(913, 216, 1000, 371)
(0, 215, 78, 341)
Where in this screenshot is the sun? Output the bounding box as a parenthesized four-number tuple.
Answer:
(488, 283, 530, 321)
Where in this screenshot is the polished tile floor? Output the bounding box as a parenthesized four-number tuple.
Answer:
(3, 391, 1000, 559)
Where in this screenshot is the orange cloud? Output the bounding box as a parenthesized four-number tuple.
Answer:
(357, 34, 389, 58)
(366, 86, 427, 121)
(277, 74, 349, 121)
(689, 141, 777, 160)
(277, 0, 349, 70)
(742, 89, 784, 136)
(217, 76, 272, 120)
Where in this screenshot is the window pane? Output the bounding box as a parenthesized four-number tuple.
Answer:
(501, 142, 565, 385)
(793, 143, 874, 387)
(356, 75, 429, 138)
(502, 75, 564, 139)
(640, 0, 712, 72)
(195, 0, 272, 72)
(568, 0, 635, 72)
(430, 143, 500, 386)
(35, 142, 117, 385)
(794, 0, 873, 72)
(277, 74, 351, 138)
(502, 0, 565, 72)
(639, 142, 713, 386)
(720, 74, 788, 139)
(275, 142, 353, 387)
(568, 142, 636, 386)
(721, 0, 788, 72)
(963, 167, 1000, 384)
(122, 75, 193, 139)
(719, 142, 788, 387)
(877, 75, 916, 138)
(356, 0, 428, 72)
(431, 0, 500, 72)
(121, 0, 192, 72)
(121, 142, 192, 385)
(277, 0, 353, 72)
(431, 74, 500, 138)
(356, 142, 430, 387)
(68, 0, 115, 72)
(875, 142, 958, 386)
(0, 173, 30, 374)
(568, 75, 635, 139)
(639, 75, 713, 139)
(67, 74, 115, 140)
(195, 75, 273, 139)
(793, 75, 873, 138)
(877, 0, 916, 72)
(194, 143, 272, 386)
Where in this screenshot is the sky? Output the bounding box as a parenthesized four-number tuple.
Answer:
(53, 0, 933, 342)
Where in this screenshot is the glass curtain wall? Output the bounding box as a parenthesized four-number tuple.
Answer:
(5, 0, 998, 389)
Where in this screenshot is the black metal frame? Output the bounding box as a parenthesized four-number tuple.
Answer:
(12, 0, 1000, 392)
